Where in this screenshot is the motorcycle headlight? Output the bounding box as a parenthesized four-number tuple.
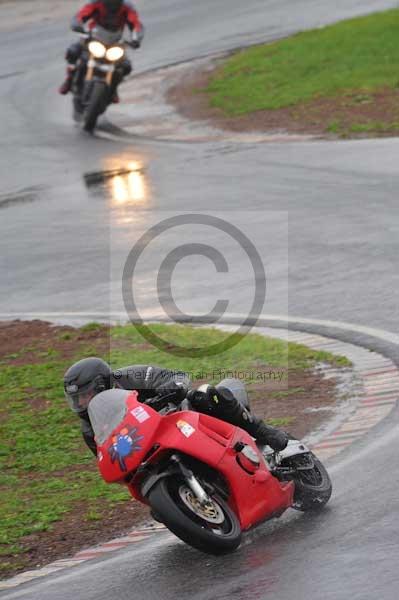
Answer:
(106, 46, 125, 62)
(88, 41, 106, 58)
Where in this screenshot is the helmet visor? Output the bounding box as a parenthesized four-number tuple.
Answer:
(64, 380, 98, 413)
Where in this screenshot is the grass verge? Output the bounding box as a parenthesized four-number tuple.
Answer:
(200, 9, 399, 136)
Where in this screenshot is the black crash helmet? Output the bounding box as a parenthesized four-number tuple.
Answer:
(64, 357, 112, 413)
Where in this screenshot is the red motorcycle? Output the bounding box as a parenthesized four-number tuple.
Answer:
(88, 385, 332, 555)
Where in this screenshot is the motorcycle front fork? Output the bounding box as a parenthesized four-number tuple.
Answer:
(171, 454, 211, 506)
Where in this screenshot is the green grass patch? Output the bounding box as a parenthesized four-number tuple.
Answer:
(327, 118, 399, 136)
(204, 9, 399, 115)
(349, 120, 399, 133)
(269, 387, 306, 398)
(267, 416, 295, 428)
(0, 323, 349, 556)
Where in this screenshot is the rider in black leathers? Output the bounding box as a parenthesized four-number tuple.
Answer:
(63, 358, 289, 455)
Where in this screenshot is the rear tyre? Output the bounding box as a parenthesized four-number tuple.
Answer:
(292, 453, 332, 511)
(148, 477, 241, 555)
(83, 81, 107, 133)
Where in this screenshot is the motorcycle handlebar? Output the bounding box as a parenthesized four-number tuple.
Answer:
(144, 388, 188, 411)
(73, 26, 140, 46)
(144, 393, 177, 408)
(72, 23, 87, 34)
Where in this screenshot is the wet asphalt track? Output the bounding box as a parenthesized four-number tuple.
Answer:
(1, 1, 399, 598)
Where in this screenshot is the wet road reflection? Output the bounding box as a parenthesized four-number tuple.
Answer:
(0, 155, 153, 316)
(110, 169, 146, 205)
(84, 160, 150, 227)
(84, 161, 148, 205)
(0, 186, 43, 210)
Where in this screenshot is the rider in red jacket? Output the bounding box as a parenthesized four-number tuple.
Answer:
(59, 0, 144, 99)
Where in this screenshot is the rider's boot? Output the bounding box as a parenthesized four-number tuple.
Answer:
(59, 66, 75, 95)
(214, 386, 289, 451)
(246, 418, 289, 452)
(190, 384, 289, 452)
(222, 401, 288, 451)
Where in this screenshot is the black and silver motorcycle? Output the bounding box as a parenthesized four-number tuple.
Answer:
(71, 26, 135, 132)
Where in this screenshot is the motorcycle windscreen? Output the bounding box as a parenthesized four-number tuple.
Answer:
(88, 389, 161, 482)
(88, 388, 132, 443)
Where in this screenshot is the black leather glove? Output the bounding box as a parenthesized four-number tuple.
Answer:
(187, 385, 218, 413)
(72, 23, 85, 34)
(154, 381, 188, 404)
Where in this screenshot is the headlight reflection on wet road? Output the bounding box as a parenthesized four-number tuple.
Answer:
(110, 168, 147, 205)
(84, 159, 148, 207)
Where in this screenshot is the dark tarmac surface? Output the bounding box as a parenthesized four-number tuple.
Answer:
(1, 1, 399, 598)
(1, 0, 398, 329)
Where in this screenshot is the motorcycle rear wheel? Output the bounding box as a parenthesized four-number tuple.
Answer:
(148, 476, 242, 555)
(292, 453, 332, 511)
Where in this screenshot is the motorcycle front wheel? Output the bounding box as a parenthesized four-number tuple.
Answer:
(148, 476, 242, 555)
(72, 95, 84, 122)
(83, 81, 107, 133)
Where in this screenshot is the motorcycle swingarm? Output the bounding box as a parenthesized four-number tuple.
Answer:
(271, 454, 315, 481)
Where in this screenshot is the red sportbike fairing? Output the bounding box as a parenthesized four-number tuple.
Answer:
(88, 388, 332, 555)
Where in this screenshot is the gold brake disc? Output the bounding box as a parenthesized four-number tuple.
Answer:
(178, 485, 225, 524)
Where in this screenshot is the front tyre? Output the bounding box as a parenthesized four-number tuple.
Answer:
(83, 81, 107, 133)
(292, 453, 332, 511)
(72, 95, 84, 122)
(148, 477, 241, 555)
